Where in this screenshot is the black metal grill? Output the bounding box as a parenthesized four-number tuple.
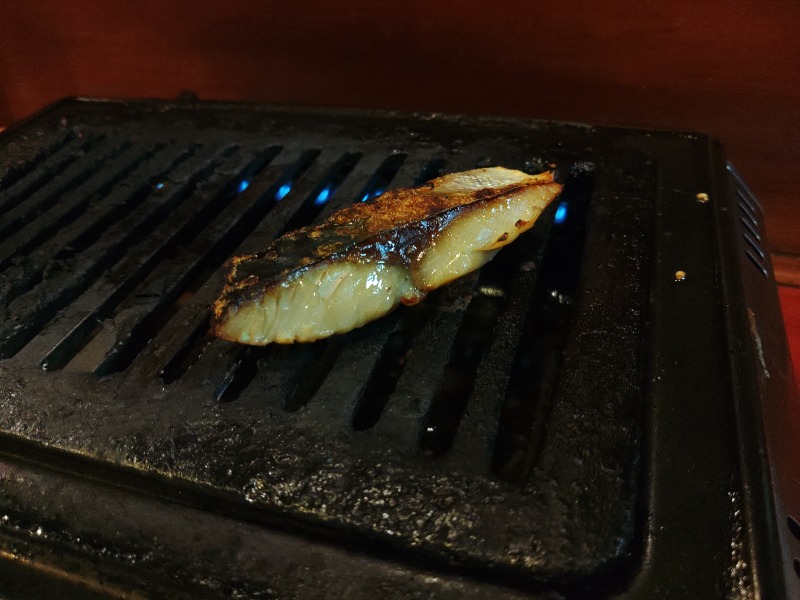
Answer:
(0, 99, 793, 599)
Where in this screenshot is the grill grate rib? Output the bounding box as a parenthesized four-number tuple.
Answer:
(0, 136, 116, 241)
(157, 317, 214, 385)
(121, 151, 348, 384)
(63, 145, 293, 374)
(0, 131, 76, 193)
(367, 275, 478, 444)
(351, 304, 431, 431)
(173, 150, 419, 396)
(1, 146, 195, 315)
(288, 154, 467, 426)
(153, 151, 351, 384)
(0, 132, 83, 214)
(447, 245, 543, 469)
(1, 146, 235, 359)
(0, 143, 164, 274)
(490, 173, 589, 477)
(418, 253, 517, 456)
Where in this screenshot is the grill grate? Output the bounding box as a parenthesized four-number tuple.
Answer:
(0, 101, 662, 594)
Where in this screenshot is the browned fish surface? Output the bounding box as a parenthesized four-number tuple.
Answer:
(212, 167, 562, 345)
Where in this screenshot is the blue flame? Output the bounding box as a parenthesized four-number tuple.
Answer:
(237, 179, 251, 193)
(554, 202, 568, 224)
(154, 182, 164, 190)
(275, 183, 292, 200)
(361, 188, 385, 202)
(314, 186, 331, 205)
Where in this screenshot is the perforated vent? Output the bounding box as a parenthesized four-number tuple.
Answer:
(727, 164, 770, 279)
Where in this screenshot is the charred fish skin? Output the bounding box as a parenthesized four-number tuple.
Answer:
(212, 168, 562, 345)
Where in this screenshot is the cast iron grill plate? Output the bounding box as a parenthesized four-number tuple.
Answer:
(0, 99, 706, 596)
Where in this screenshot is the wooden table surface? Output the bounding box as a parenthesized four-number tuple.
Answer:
(0, 0, 797, 371)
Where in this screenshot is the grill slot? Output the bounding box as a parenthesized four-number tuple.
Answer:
(367, 273, 480, 445)
(789, 516, 800, 544)
(492, 175, 590, 478)
(172, 150, 425, 394)
(0, 145, 194, 311)
(283, 339, 343, 411)
(742, 232, 765, 259)
(1, 145, 236, 360)
(292, 315, 399, 429)
(295, 154, 482, 430)
(64, 146, 194, 255)
(258, 342, 335, 409)
(418, 267, 508, 456)
(351, 304, 432, 431)
(447, 239, 544, 469)
(88, 146, 305, 375)
(0, 143, 163, 273)
(153, 151, 352, 384)
(214, 346, 268, 403)
(318, 152, 407, 218)
(228, 156, 423, 403)
(728, 164, 763, 213)
(0, 131, 76, 193)
(211, 338, 335, 406)
(158, 317, 213, 384)
(0, 136, 115, 241)
(414, 158, 447, 185)
(745, 250, 770, 279)
(279, 152, 362, 232)
(0, 132, 83, 214)
(388, 153, 449, 191)
(738, 196, 758, 224)
(357, 152, 407, 201)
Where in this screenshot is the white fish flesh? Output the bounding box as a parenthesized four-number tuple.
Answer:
(212, 167, 562, 345)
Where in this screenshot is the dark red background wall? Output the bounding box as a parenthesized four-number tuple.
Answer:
(1, 1, 798, 259)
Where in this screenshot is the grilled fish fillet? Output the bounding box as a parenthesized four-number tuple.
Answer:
(212, 167, 562, 345)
